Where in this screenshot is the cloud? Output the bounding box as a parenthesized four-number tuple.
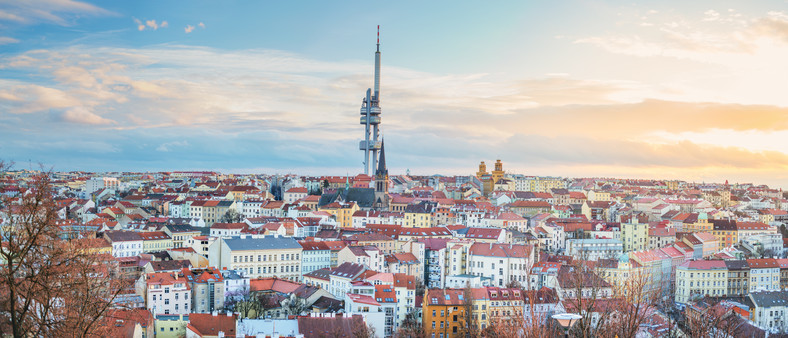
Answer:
(0, 0, 115, 26)
(60, 107, 114, 125)
(145, 20, 158, 30)
(0, 84, 80, 114)
(0, 37, 20, 45)
(3, 44, 788, 187)
(576, 10, 788, 62)
(185, 22, 204, 33)
(134, 18, 167, 31)
(156, 140, 189, 152)
(133, 18, 145, 31)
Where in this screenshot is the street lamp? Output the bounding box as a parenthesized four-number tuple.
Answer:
(552, 313, 582, 337)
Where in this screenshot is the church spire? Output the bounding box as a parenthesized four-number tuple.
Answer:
(376, 138, 387, 176)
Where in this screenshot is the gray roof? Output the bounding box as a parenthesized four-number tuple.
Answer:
(724, 260, 749, 270)
(750, 290, 788, 308)
(223, 235, 302, 251)
(318, 188, 376, 208)
(104, 230, 143, 242)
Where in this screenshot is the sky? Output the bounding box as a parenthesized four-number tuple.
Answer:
(2, 1, 788, 188)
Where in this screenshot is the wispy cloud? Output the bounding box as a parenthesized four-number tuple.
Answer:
(576, 10, 788, 61)
(156, 140, 189, 152)
(60, 107, 115, 125)
(0, 36, 19, 45)
(0, 0, 115, 26)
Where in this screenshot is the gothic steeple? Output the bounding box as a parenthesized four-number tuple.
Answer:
(374, 139, 389, 210)
(376, 139, 387, 176)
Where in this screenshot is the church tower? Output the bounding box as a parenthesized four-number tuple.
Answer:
(476, 161, 488, 178)
(491, 159, 504, 184)
(374, 139, 390, 210)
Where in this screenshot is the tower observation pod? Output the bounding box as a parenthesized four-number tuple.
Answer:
(360, 26, 383, 175)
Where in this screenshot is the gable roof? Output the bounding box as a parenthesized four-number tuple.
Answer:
(187, 313, 237, 337)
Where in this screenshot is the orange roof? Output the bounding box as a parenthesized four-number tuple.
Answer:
(249, 277, 301, 293)
(187, 313, 237, 337)
(374, 284, 397, 303)
(145, 272, 190, 288)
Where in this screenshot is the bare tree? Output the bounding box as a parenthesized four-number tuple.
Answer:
(685, 298, 749, 338)
(395, 310, 427, 338)
(459, 282, 479, 338)
(282, 293, 308, 316)
(560, 260, 613, 338)
(0, 163, 129, 337)
(600, 270, 661, 338)
(220, 209, 242, 223)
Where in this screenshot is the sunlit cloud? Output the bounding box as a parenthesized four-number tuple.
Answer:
(60, 107, 115, 125)
(3, 40, 788, 186)
(134, 18, 167, 31)
(0, 0, 115, 26)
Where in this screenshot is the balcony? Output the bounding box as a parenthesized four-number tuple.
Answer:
(360, 116, 381, 124)
(359, 140, 382, 150)
(360, 106, 382, 115)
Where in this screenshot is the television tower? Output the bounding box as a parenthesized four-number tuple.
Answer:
(360, 26, 382, 175)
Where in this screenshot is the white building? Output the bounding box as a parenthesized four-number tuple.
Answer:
(329, 263, 367, 298)
(299, 241, 333, 277)
(749, 259, 780, 292)
(565, 239, 623, 261)
(103, 230, 143, 258)
(467, 243, 536, 287)
(750, 291, 788, 332)
(86, 177, 119, 195)
(141, 272, 191, 315)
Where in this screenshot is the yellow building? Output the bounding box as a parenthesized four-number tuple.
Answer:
(675, 260, 728, 304)
(470, 287, 524, 330)
(77, 238, 113, 255)
(621, 220, 648, 252)
(587, 190, 611, 202)
(139, 231, 174, 252)
(404, 209, 432, 228)
(319, 202, 359, 228)
(710, 219, 737, 250)
(598, 253, 646, 292)
(685, 213, 712, 232)
(154, 314, 188, 338)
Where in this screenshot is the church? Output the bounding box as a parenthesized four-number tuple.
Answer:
(318, 140, 390, 211)
(476, 159, 505, 196)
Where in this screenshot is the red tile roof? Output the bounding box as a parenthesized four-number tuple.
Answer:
(187, 313, 237, 337)
(469, 243, 531, 258)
